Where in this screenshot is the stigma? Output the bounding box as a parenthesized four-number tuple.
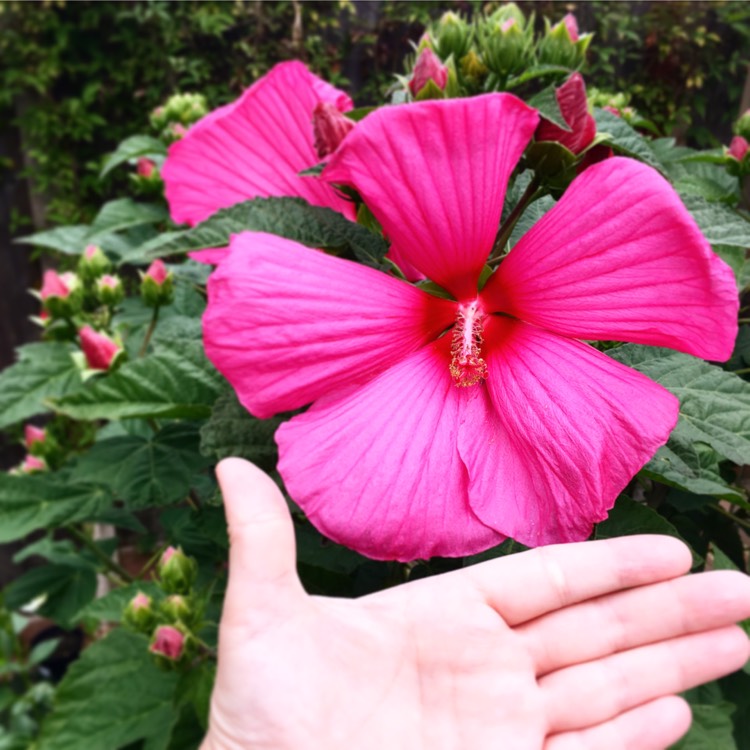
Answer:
(449, 300, 488, 388)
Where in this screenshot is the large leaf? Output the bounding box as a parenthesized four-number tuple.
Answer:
(681, 194, 750, 249)
(527, 85, 570, 131)
(140, 196, 389, 268)
(14, 225, 90, 255)
(671, 702, 737, 750)
(37, 628, 178, 750)
(0, 343, 83, 428)
(100, 135, 167, 178)
(200, 389, 282, 471)
(609, 345, 750, 466)
(54, 338, 224, 421)
(72, 423, 210, 508)
(594, 496, 692, 545)
(593, 108, 663, 172)
(0, 474, 112, 543)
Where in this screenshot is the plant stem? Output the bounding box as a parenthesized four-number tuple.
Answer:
(488, 175, 541, 265)
(711, 504, 750, 531)
(137, 304, 161, 358)
(67, 525, 135, 583)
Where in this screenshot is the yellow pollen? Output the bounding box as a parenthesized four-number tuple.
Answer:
(449, 300, 488, 387)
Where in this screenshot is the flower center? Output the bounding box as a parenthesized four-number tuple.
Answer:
(449, 300, 488, 388)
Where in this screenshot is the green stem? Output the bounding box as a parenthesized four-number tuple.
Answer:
(732, 368, 750, 375)
(136, 542, 170, 580)
(711, 504, 750, 532)
(67, 525, 135, 583)
(488, 175, 542, 265)
(137, 304, 161, 358)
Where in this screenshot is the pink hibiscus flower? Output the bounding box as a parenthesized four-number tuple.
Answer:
(202, 94, 737, 561)
(161, 61, 355, 227)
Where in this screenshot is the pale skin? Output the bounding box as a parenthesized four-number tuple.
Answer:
(201, 458, 750, 750)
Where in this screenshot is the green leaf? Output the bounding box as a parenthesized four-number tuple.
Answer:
(54, 338, 224, 421)
(0, 343, 83, 429)
(0, 474, 112, 544)
(506, 64, 573, 87)
(509, 195, 556, 249)
(609, 345, 750, 466)
(527, 85, 571, 131)
(28, 638, 60, 667)
(77, 582, 163, 623)
(14, 225, 90, 254)
(200, 390, 282, 471)
(100, 135, 166, 178)
(681, 194, 750, 248)
(37, 629, 178, 750)
(72, 424, 210, 508)
(593, 108, 664, 172)
(4, 565, 97, 626)
(671, 702, 737, 749)
(175, 662, 215, 731)
(141, 196, 389, 269)
(88, 198, 168, 239)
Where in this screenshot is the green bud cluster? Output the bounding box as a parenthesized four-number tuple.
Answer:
(150, 92, 208, 142)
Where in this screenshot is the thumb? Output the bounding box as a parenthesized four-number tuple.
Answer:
(217, 457, 304, 625)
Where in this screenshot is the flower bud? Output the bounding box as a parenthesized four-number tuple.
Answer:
(312, 103, 356, 159)
(19, 454, 47, 474)
(39, 270, 81, 318)
(561, 13, 580, 43)
(95, 274, 125, 306)
(409, 48, 449, 99)
(160, 594, 192, 624)
(728, 135, 749, 162)
(480, 10, 533, 79)
(158, 546, 197, 595)
(79, 326, 123, 371)
(137, 158, 156, 178)
(535, 72, 596, 155)
(735, 109, 750, 140)
(433, 11, 472, 62)
(123, 591, 156, 633)
(537, 14, 591, 69)
(78, 244, 111, 282)
(24, 425, 46, 451)
(140, 260, 174, 307)
(149, 625, 186, 662)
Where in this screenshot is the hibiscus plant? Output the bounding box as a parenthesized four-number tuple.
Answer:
(2, 5, 750, 748)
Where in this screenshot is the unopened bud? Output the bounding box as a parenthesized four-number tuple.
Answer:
(19, 454, 47, 474)
(312, 103, 355, 159)
(537, 14, 590, 68)
(149, 625, 186, 662)
(79, 326, 123, 371)
(158, 546, 197, 595)
(123, 591, 156, 632)
(433, 11, 472, 61)
(535, 72, 596, 155)
(137, 158, 157, 178)
(481, 8, 533, 79)
(729, 135, 749, 162)
(562, 13, 580, 42)
(24, 425, 46, 451)
(96, 274, 125, 306)
(409, 48, 449, 99)
(39, 270, 81, 318)
(160, 594, 192, 624)
(78, 244, 111, 281)
(140, 260, 174, 307)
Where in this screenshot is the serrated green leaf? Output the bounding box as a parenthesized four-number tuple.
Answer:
(141, 196, 389, 269)
(37, 629, 178, 750)
(77, 582, 163, 623)
(72, 424, 210, 508)
(100, 135, 166, 178)
(200, 390, 281, 470)
(54, 339, 224, 421)
(88, 198, 168, 238)
(509, 195, 556, 249)
(14, 225, 90, 254)
(671, 702, 737, 749)
(681, 194, 750, 248)
(527, 85, 571, 131)
(0, 474, 112, 543)
(0, 343, 83, 429)
(609, 345, 750, 466)
(593, 108, 663, 172)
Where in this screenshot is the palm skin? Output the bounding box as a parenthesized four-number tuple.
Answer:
(201, 459, 750, 750)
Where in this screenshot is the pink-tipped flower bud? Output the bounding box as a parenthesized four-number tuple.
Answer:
(96, 274, 124, 306)
(79, 326, 122, 371)
(39, 270, 81, 317)
(161, 594, 192, 624)
(728, 135, 749, 162)
(562, 13, 580, 42)
(78, 244, 111, 281)
(149, 625, 185, 662)
(40, 270, 71, 301)
(409, 48, 449, 98)
(140, 260, 174, 307)
(535, 72, 596, 155)
(312, 103, 356, 159)
(158, 546, 197, 595)
(171, 123, 188, 139)
(137, 158, 157, 178)
(20, 454, 47, 474)
(24, 425, 46, 451)
(123, 591, 156, 633)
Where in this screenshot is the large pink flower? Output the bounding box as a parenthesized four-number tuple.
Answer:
(202, 94, 738, 561)
(162, 61, 355, 227)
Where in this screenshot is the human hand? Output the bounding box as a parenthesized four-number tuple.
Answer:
(201, 458, 750, 750)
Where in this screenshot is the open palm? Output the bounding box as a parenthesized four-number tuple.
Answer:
(201, 459, 750, 750)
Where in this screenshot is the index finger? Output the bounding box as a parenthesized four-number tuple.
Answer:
(461, 534, 692, 626)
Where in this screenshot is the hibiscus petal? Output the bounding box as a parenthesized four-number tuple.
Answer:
(277, 345, 505, 561)
(203, 232, 456, 418)
(188, 248, 229, 265)
(483, 157, 738, 361)
(323, 94, 539, 300)
(162, 61, 355, 226)
(459, 317, 679, 547)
